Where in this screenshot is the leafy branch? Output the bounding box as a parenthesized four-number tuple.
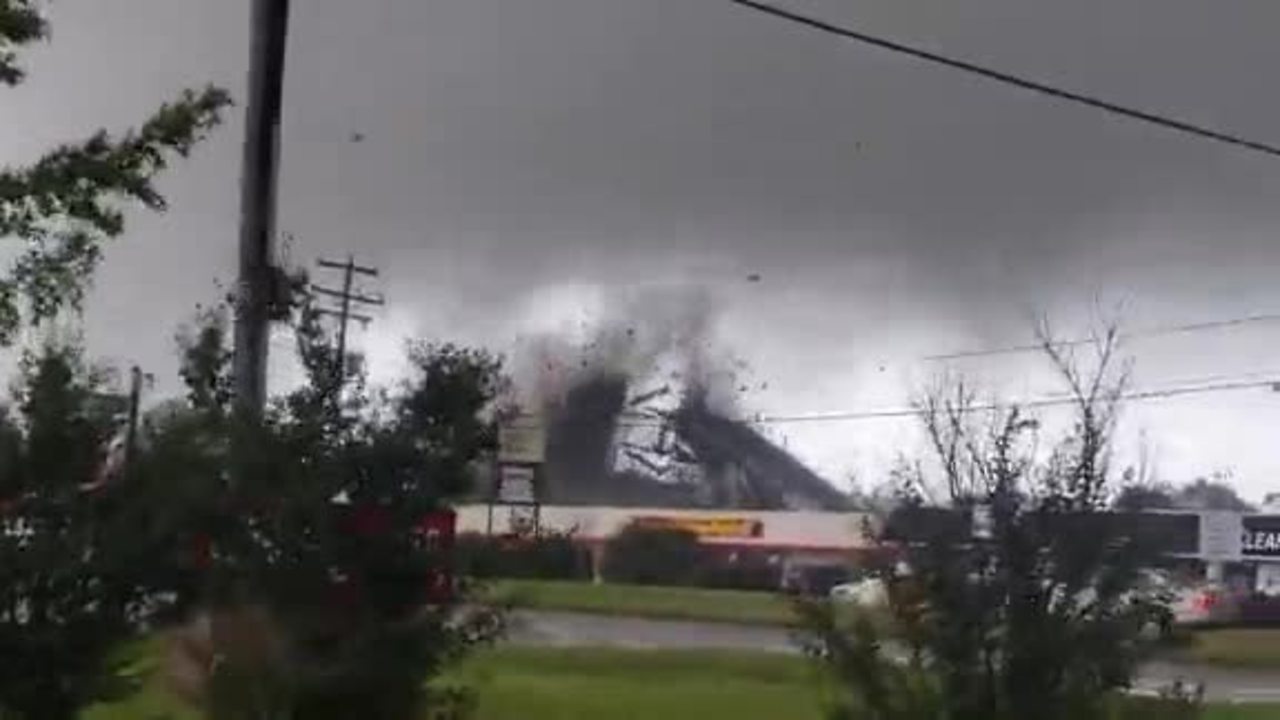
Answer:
(0, 86, 232, 340)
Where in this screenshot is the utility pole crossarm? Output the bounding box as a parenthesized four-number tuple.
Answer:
(315, 308, 373, 324)
(310, 285, 384, 306)
(312, 256, 384, 399)
(317, 258, 379, 277)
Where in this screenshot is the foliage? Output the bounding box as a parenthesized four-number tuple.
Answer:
(602, 525, 702, 586)
(801, 327, 1180, 720)
(141, 287, 509, 720)
(1113, 476, 1254, 513)
(1175, 476, 1255, 512)
(0, 1, 46, 86)
(0, 1, 230, 343)
(1113, 482, 1178, 512)
(0, 6, 227, 713)
(0, 342, 159, 720)
(796, 601, 941, 720)
(457, 530, 593, 581)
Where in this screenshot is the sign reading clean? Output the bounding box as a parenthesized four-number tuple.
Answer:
(1242, 516, 1280, 557)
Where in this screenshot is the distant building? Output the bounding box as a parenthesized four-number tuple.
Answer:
(458, 503, 876, 592)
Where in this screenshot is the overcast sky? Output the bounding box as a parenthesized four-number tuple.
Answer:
(4, 0, 1280, 499)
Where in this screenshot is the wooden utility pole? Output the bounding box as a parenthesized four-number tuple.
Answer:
(123, 366, 143, 472)
(233, 0, 291, 419)
(313, 256, 383, 390)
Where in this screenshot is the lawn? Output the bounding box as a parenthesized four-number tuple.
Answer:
(457, 647, 827, 720)
(494, 580, 1280, 672)
(492, 578, 795, 626)
(86, 644, 1278, 720)
(83, 646, 826, 720)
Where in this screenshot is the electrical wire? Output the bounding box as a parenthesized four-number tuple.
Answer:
(613, 376, 1279, 428)
(924, 313, 1280, 362)
(750, 377, 1280, 424)
(726, 0, 1280, 159)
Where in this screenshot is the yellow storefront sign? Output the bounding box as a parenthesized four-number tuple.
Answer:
(631, 515, 763, 539)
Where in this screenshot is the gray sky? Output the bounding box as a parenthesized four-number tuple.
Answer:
(4, 0, 1280, 498)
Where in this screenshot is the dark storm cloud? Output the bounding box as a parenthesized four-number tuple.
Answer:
(269, 0, 1280, 324)
(5, 0, 1280, 492)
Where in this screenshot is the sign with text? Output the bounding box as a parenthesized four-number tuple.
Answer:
(1199, 511, 1244, 562)
(632, 515, 764, 539)
(497, 465, 537, 504)
(498, 416, 546, 465)
(1242, 515, 1280, 557)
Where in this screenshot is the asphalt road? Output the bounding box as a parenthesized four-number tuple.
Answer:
(509, 611, 1280, 704)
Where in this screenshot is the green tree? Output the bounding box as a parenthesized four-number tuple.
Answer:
(0, 0, 230, 343)
(802, 328, 1182, 720)
(0, 342, 156, 720)
(1173, 476, 1254, 512)
(145, 289, 507, 720)
(1112, 483, 1177, 512)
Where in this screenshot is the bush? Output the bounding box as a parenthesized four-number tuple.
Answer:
(456, 531, 592, 581)
(801, 328, 1175, 720)
(603, 526, 702, 586)
(143, 308, 511, 720)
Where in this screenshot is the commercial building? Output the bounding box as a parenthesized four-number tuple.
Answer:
(457, 504, 877, 589)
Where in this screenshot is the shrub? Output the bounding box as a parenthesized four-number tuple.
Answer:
(801, 327, 1176, 720)
(143, 304, 510, 720)
(456, 531, 592, 581)
(603, 525, 702, 586)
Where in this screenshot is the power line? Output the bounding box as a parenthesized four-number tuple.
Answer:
(725, 0, 1280, 159)
(610, 377, 1278, 427)
(750, 378, 1280, 425)
(924, 312, 1280, 362)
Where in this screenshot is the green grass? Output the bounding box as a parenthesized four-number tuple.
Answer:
(492, 579, 795, 626)
(493, 581, 1280, 674)
(1203, 706, 1280, 720)
(455, 649, 1279, 720)
(84, 642, 1278, 720)
(456, 647, 828, 720)
(1184, 628, 1280, 668)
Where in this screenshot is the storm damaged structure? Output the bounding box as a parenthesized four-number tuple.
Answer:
(483, 285, 850, 512)
(510, 371, 848, 511)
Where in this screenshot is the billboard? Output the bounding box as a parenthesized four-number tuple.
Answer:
(1243, 516, 1280, 558)
(498, 415, 546, 465)
(496, 465, 537, 504)
(1199, 511, 1244, 562)
(631, 515, 764, 539)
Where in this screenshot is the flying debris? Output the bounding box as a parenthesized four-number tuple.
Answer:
(509, 370, 847, 511)
(492, 286, 847, 510)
